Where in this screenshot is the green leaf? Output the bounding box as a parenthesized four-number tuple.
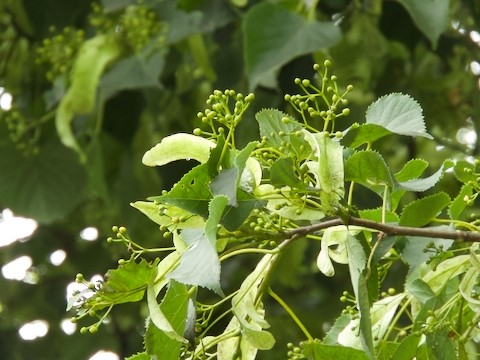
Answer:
(145, 280, 190, 359)
(377, 342, 400, 360)
(131, 201, 204, 229)
(342, 123, 392, 148)
(101, 259, 155, 305)
(146, 280, 187, 343)
(205, 195, 229, 246)
(391, 334, 421, 360)
(426, 329, 457, 359)
(210, 142, 258, 206)
(406, 279, 436, 304)
(125, 353, 150, 360)
(395, 159, 429, 182)
(345, 150, 393, 192)
(322, 314, 353, 345)
(398, 233, 454, 269)
(359, 208, 399, 223)
(421, 255, 470, 294)
(396, 0, 449, 48)
(256, 109, 311, 159)
(0, 141, 86, 224)
(221, 190, 266, 231)
(168, 228, 223, 296)
(142, 133, 216, 167)
(243, 327, 275, 350)
(366, 93, 432, 140)
(399, 192, 450, 227)
(99, 48, 165, 100)
(243, 3, 341, 88)
(152, 163, 215, 219)
(302, 340, 370, 360)
(398, 160, 453, 192)
(56, 34, 122, 160)
(453, 160, 477, 184)
(449, 184, 473, 220)
(270, 157, 306, 189)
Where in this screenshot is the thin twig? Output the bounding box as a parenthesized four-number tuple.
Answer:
(283, 216, 480, 242)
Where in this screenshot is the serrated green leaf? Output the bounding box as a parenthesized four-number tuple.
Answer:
(147, 280, 187, 343)
(377, 342, 400, 360)
(359, 208, 399, 223)
(398, 160, 453, 192)
(125, 353, 150, 360)
(302, 340, 370, 360)
(343, 123, 392, 148)
(366, 93, 432, 140)
(256, 109, 311, 159)
(449, 184, 474, 220)
(345, 150, 393, 193)
(243, 3, 341, 88)
(56, 34, 122, 160)
(322, 314, 353, 345)
(0, 140, 86, 224)
(396, 0, 449, 48)
(100, 259, 154, 305)
(152, 163, 215, 218)
(142, 133, 216, 167)
(399, 192, 450, 227)
(145, 281, 189, 359)
(221, 190, 266, 231)
(395, 159, 429, 182)
(168, 228, 223, 296)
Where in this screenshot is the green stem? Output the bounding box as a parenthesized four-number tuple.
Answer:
(219, 248, 278, 262)
(268, 287, 313, 341)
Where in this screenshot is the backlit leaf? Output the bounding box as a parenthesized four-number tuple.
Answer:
(366, 93, 432, 140)
(398, 160, 453, 192)
(342, 123, 392, 148)
(449, 184, 473, 220)
(302, 340, 370, 360)
(345, 150, 393, 192)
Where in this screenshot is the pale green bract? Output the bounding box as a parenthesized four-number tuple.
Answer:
(142, 133, 216, 166)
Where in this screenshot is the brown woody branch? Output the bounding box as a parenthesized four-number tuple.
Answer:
(284, 216, 480, 242)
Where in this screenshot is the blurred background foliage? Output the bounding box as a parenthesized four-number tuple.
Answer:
(0, 0, 479, 359)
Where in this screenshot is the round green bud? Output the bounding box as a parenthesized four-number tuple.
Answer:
(294, 78, 301, 84)
(323, 60, 332, 67)
(89, 325, 99, 334)
(330, 75, 337, 81)
(118, 259, 126, 265)
(347, 84, 354, 91)
(197, 112, 203, 118)
(106, 237, 113, 243)
(387, 288, 396, 295)
(313, 63, 321, 71)
(236, 93, 244, 100)
(301, 79, 310, 87)
(218, 127, 225, 134)
(163, 231, 172, 238)
(193, 128, 202, 135)
(119, 226, 127, 234)
(80, 327, 88, 334)
(284, 94, 291, 101)
(88, 309, 96, 317)
(335, 131, 343, 139)
(75, 273, 84, 282)
(342, 108, 350, 116)
(112, 226, 119, 233)
(245, 93, 255, 102)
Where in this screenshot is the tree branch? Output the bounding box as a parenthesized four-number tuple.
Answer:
(283, 216, 480, 242)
